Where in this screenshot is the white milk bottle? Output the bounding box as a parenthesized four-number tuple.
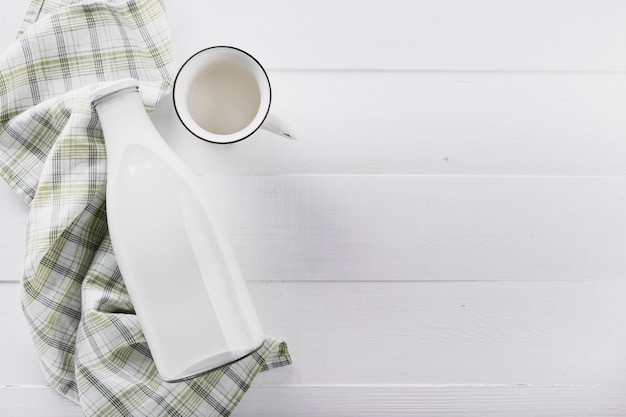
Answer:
(89, 78, 265, 382)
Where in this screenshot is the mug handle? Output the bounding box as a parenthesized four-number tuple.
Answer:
(260, 113, 297, 140)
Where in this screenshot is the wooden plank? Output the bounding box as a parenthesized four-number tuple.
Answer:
(0, 3, 24, 50)
(3, 280, 626, 386)
(0, 183, 27, 282)
(0, 387, 82, 417)
(251, 280, 626, 386)
(234, 385, 626, 417)
(203, 175, 626, 282)
(0, 282, 49, 385)
(153, 71, 626, 176)
(167, 0, 626, 71)
(3, 1, 626, 71)
(2, 175, 626, 283)
(2, 385, 625, 417)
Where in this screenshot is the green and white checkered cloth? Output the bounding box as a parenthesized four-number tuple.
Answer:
(0, 0, 291, 415)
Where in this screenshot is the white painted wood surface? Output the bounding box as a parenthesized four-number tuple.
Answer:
(2, 0, 626, 415)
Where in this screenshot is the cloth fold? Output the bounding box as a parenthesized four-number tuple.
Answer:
(0, 0, 291, 415)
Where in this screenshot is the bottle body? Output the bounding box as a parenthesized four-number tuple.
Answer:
(91, 79, 264, 381)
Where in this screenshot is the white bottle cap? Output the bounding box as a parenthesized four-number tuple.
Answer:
(89, 78, 140, 105)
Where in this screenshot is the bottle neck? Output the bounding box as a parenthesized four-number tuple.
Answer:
(94, 87, 164, 165)
(92, 85, 139, 108)
(95, 88, 146, 127)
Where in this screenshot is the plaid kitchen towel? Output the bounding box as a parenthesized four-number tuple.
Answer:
(0, 0, 291, 415)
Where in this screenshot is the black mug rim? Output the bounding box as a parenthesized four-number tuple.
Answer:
(172, 45, 272, 145)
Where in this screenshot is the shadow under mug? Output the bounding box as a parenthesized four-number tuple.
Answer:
(173, 46, 293, 144)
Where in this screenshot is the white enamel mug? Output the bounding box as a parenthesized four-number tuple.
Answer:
(173, 46, 293, 144)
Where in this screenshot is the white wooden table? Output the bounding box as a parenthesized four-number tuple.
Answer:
(2, 1, 626, 415)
